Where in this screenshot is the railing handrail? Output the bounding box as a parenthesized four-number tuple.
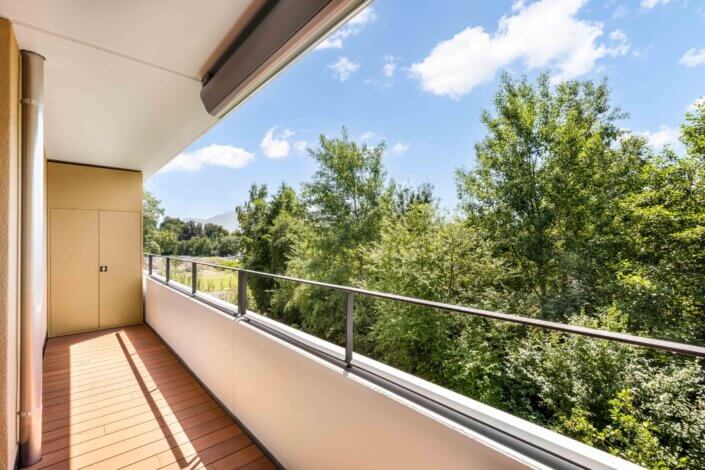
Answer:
(144, 253, 705, 359)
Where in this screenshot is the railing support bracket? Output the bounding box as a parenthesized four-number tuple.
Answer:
(345, 291, 354, 367)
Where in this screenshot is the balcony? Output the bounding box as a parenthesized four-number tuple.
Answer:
(2, 2, 704, 469)
(13, 253, 702, 469)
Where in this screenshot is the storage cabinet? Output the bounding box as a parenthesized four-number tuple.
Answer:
(48, 162, 143, 336)
(49, 208, 141, 335)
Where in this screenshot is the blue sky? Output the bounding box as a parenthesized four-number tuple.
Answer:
(146, 0, 705, 220)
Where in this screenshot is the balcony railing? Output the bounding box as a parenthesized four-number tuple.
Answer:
(145, 254, 705, 360)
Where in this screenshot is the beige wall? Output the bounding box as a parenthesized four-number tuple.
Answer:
(47, 162, 142, 212)
(0, 17, 20, 470)
(145, 279, 530, 469)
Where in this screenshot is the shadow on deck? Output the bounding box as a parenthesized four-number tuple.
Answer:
(30, 324, 274, 469)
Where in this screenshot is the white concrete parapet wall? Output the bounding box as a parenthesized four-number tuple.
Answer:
(144, 277, 637, 470)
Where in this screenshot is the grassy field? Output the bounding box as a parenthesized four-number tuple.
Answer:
(169, 257, 240, 304)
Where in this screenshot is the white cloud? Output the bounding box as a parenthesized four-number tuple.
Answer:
(382, 55, 397, 77)
(365, 56, 399, 89)
(159, 144, 255, 172)
(316, 7, 377, 50)
(512, 0, 527, 11)
(260, 127, 295, 159)
(679, 48, 705, 67)
(609, 29, 630, 55)
(329, 56, 360, 81)
(390, 142, 410, 156)
(409, 0, 630, 99)
(360, 131, 375, 141)
(293, 140, 308, 154)
(687, 97, 705, 112)
(640, 125, 680, 149)
(640, 0, 672, 8)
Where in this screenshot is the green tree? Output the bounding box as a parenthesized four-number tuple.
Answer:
(448, 73, 705, 467)
(236, 183, 304, 314)
(181, 220, 204, 240)
(177, 236, 214, 256)
(236, 184, 269, 266)
(284, 129, 387, 343)
(159, 216, 186, 238)
(217, 235, 239, 257)
(154, 230, 177, 255)
(390, 182, 435, 215)
(611, 103, 705, 342)
(367, 202, 513, 405)
(204, 223, 228, 239)
(456, 72, 640, 319)
(507, 307, 634, 427)
(143, 191, 164, 253)
(301, 128, 386, 279)
(682, 99, 705, 159)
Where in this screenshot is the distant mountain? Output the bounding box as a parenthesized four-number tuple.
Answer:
(186, 210, 238, 232)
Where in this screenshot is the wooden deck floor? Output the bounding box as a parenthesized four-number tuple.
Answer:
(31, 324, 274, 469)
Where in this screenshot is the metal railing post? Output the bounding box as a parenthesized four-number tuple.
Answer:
(165, 257, 170, 283)
(237, 271, 248, 316)
(191, 262, 197, 295)
(148, 254, 153, 275)
(345, 291, 354, 367)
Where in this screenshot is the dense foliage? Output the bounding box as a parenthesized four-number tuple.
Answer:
(145, 73, 705, 468)
(143, 206, 237, 257)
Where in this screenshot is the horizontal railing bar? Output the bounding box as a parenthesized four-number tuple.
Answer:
(144, 254, 705, 358)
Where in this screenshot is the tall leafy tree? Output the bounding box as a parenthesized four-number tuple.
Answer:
(613, 104, 705, 341)
(456, 72, 638, 319)
(143, 191, 164, 253)
(236, 183, 304, 313)
(300, 128, 387, 281)
(154, 230, 177, 255)
(284, 129, 388, 343)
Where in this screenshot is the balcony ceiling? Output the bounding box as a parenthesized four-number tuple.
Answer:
(0, 0, 262, 175)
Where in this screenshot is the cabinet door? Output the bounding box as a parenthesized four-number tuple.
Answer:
(50, 209, 100, 335)
(99, 211, 142, 328)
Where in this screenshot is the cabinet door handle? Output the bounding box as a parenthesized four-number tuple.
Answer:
(99, 265, 108, 272)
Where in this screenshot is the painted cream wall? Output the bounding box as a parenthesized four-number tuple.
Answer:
(0, 16, 20, 470)
(47, 162, 142, 212)
(145, 279, 529, 469)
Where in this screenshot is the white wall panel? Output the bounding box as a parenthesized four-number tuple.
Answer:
(145, 279, 234, 410)
(145, 278, 531, 469)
